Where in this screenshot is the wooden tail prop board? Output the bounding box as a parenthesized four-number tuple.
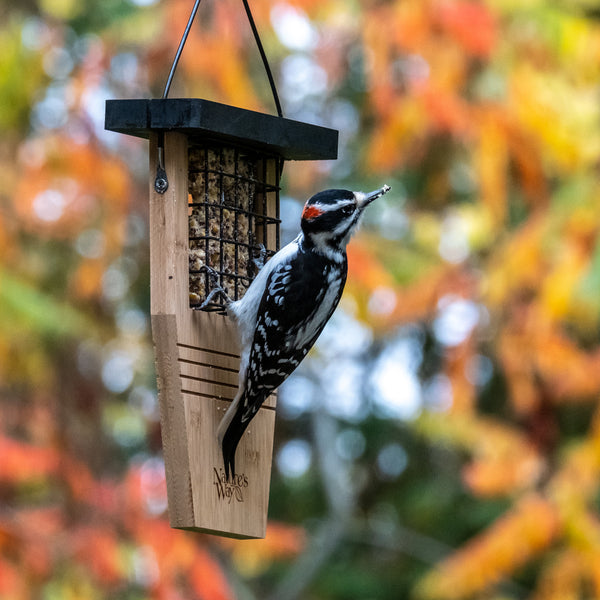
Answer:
(150, 132, 277, 539)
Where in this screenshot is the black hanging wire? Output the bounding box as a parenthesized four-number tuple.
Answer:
(162, 0, 203, 101)
(240, 0, 285, 178)
(155, 0, 283, 192)
(240, 0, 283, 118)
(163, 0, 282, 115)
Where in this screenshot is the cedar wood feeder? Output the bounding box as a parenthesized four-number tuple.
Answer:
(104, 0, 338, 539)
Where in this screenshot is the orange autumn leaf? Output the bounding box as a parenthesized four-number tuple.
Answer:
(0, 508, 63, 580)
(363, 7, 402, 118)
(476, 107, 508, 225)
(499, 302, 600, 414)
(12, 507, 64, 538)
(419, 410, 545, 495)
(549, 435, 600, 513)
(60, 454, 98, 503)
(131, 518, 196, 578)
(347, 238, 396, 293)
(442, 337, 477, 413)
(463, 452, 543, 498)
(532, 550, 583, 600)
(417, 85, 471, 135)
(389, 0, 430, 55)
(536, 337, 600, 402)
(73, 527, 124, 585)
(436, 0, 497, 58)
(366, 100, 428, 171)
(70, 258, 105, 299)
(0, 560, 23, 598)
(0, 435, 60, 483)
(540, 241, 591, 321)
(588, 550, 600, 600)
(219, 521, 306, 577)
(387, 266, 475, 328)
(506, 122, 548, 205)
(21, 538, 53, 580)
(417, 495, 560, 600)
(14, 135, 131, 238)
(189, 547, 235, 600)
(485, 215, 546, 308)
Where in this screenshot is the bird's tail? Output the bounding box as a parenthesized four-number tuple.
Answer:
(217, 391, 251, 481)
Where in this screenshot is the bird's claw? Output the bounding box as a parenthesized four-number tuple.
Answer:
(198, 265, 232, 311)
(252, 244, 268, 271)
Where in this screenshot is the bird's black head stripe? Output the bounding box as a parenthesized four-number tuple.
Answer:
(306, 189, 354, 206)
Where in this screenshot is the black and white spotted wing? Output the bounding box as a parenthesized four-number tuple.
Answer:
(240, 241, 348, 422)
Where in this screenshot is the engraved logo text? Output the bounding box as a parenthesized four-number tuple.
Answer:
(213, 468, 249, 503)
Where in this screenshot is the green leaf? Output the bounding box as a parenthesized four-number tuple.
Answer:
(0, 267, 92, 340)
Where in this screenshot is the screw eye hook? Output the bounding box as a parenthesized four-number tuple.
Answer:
(154, 140, 169, 194)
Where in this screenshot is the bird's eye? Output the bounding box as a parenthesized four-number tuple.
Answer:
(341, 205, 355, 215)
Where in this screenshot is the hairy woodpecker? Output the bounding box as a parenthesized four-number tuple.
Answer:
(217, 184, 391, 479)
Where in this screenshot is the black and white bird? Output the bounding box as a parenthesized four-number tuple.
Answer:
(217, 184, 391, 479)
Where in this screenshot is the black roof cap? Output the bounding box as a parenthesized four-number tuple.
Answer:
(105, 98, 338, 161)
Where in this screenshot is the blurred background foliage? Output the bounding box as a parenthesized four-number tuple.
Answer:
(1, 0, 600, 598)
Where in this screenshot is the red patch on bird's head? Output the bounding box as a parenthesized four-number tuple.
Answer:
(302, 204, 324, 221)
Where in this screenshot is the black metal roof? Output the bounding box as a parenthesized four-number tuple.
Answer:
(105, 98, 338, 161)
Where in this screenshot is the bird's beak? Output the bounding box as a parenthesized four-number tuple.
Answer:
(356, 184, 391, 210)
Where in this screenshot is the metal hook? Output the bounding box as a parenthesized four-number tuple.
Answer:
(154, 132, 169, 194)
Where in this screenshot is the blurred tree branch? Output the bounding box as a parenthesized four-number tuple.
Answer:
(267, 408, 356, 600)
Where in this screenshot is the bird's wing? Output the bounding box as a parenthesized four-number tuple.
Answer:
(240, 249, 344, 422)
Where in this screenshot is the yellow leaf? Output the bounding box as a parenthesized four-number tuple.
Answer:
(476, 108, 508, 224)
(417, 495, 559, 599)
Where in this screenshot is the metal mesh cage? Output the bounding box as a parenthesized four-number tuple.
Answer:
(188, 143, 280, 312)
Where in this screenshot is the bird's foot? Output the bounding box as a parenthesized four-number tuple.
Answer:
(252, 244, 268, 271)
(198, 265, 232, 311)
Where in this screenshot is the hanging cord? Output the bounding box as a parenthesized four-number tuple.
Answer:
(240, 0, 285, 178)
(162, 0, 203, 100)
(241, 0, 283, 118)
(155, 0, 283, 192)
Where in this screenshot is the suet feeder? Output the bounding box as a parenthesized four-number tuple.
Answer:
(105, 1, 338, 539)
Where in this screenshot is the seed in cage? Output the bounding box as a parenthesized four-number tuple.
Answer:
(189, 174, 204, 196)
(204, 239, 219, 265)
(190, 148, 219, 173)
(221, 209, 235, 239)
(189, 213, 204, 238)
(220, 148, 235, 167)
(187, 145, 266, 309)
(189, 291, 202, 305)
(193, 172, 221, 201)
(222, 176, 238, 203)
(237, 180, 255, 207)
(221, 245, 236, 273)
(189, 273, 205, 303)
(236, 214, 249, 238)
(189, 248, 205, 272)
